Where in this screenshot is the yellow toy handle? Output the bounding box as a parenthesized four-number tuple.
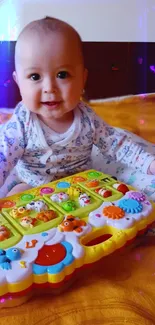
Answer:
(82, 227, 137, 264)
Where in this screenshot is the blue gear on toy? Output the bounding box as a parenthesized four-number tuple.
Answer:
(118, 198, 143, 213)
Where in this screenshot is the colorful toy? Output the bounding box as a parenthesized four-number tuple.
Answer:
(0, 226, 10, 242)
(0, 169, 155, 308)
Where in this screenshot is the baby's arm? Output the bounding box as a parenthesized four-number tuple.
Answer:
(92, 111, 155, 174)
(148, 161, 155, 175)
(0, 103, 28, 187)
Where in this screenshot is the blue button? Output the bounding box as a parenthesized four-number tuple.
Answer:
(41, 232, 48, 237)
(56, 182, 70, 189)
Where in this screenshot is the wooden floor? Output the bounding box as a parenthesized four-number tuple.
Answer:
(90, 93, 155, 143)
(2, 240, 155, 325)
(1, 94, 155, 324)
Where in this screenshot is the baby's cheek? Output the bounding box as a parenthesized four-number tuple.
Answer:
(28, 91, 41, 108)
(22, 96, 37, 112)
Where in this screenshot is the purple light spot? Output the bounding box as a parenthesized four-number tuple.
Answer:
(3, 79, 11, 87)
(139, 94, 146, 98)
(138, 57, 143, 64)
(150, 65, 155, 73)
(135, 253, 142, 261)
(139, 119, 145, 125)
(0, 298, 5, 303)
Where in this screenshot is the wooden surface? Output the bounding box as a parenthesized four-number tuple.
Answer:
(1, 94, 155, 324)
(90, 93, 155, 143)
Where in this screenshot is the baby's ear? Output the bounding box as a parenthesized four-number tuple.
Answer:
(12, 71, 18, 85)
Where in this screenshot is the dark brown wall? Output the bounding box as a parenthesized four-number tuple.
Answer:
(0, 41, 155, 107)
(83, 42, 155, 100)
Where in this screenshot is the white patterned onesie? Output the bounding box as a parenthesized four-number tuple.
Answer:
(0, 101, 155, 200)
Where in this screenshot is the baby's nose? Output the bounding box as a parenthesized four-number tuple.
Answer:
(43, 78, 57, 94)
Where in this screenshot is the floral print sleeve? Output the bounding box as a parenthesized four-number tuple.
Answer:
(88, 107, 155, 174)
(0, 102, 29, 187)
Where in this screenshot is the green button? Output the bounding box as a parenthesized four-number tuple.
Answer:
(62, 201, 76, 211)
(21, 194, 35, 201)
(87, 171, 101, 178)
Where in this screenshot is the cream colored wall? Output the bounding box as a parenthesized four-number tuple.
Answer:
(0, 0, 155, 41)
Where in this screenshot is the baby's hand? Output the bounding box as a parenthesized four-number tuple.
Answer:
(148, 160, 155, 175)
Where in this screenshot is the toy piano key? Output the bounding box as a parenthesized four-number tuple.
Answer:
(0, 169, 154, 308)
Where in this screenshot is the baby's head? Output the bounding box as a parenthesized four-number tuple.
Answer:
(13, 17, 87, 122)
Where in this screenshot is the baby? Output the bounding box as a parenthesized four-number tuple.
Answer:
(0, 16, 155, 198)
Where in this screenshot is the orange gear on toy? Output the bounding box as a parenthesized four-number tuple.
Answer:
(36, 210, 57, 222)
(86, 180, 99, 188)
(59, 215, 86, 233)
(103, 205, 125, 219)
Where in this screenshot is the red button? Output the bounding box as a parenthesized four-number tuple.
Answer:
(35, 243, 66, 266)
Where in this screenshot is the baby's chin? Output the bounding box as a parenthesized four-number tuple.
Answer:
(25, 103, 74, 120)
(27, 106, 60, 116)
(39, 108, 72, 121)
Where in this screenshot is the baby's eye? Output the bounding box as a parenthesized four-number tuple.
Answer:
(30, 73, 40, 81)
(57, 71, 69, 79)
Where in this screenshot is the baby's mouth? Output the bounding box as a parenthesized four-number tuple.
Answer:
(42, 101, 61, 105)
(41, 101, 62, 109)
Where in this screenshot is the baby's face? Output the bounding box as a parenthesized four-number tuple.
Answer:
(13, 31, 87, 122)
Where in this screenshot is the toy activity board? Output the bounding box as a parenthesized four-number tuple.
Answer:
(0, 169, 154, 307)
